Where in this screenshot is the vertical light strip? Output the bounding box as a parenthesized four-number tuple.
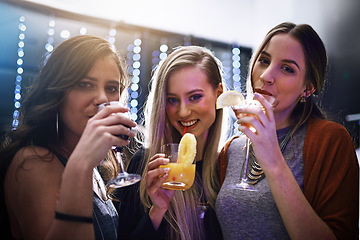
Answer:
(232, 46, 242, 135)
(220, 50, 232, 91)
(45, 19, 55, 63)
(232, 46, 241, 92)
(126, 38, 142, 121)
(12, 16, 26, 129)
(151, 49, 160, 71)
(151, 41, 168, 71)
(107, 27, 116, 47)
(159, 43, 168, 61)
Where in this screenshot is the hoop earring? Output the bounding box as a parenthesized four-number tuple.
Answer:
(300, 96, 306, 103)
(56, 113, 59, 140)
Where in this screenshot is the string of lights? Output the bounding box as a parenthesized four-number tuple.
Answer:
(126, 38, 142, 121)
(11, 16, 27, 130)
(220, 50, 232, 91)
(151, 42, 168, 71)
(232, 46, 241, 92)
(107, 27, 116, 46)
(45, 19, 55, 64)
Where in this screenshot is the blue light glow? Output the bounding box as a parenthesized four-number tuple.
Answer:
(159, 52, 167, 60)
(60, 30, 70, 39)
(160, 44, 168, 52)
(131, 91, 139, 98)
(133, 69, 140, 76)
(127, 38, 142, 122)
(133, 46, 141, 54)
(49, 20, 55, 27)
(14, 101, 21, 109)
(12, 17, 27, 129)
(134, 39, 142, 46)
(18, 50, 24, 57)
(133, 53, 141, 61)
(132, 76, 140, 84)
(80, 27, 87, 35)
(133, 61, 140, 69)
(131, 84, 139, 91)
(130, 99, 138, 107)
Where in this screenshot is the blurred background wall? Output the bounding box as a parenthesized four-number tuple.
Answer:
(1, 0, 359, 150)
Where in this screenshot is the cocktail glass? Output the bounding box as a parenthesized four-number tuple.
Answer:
(160, 143, 196, 191)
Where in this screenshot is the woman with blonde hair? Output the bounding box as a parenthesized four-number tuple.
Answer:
(117, 46, 227, 239)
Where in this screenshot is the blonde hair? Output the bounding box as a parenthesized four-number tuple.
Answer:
(140, 46, 227, 239)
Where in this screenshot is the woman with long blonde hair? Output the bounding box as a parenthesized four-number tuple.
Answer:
(117, 46, 228, 239)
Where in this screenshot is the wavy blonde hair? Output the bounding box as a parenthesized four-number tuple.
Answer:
(139, 46, 227, 239)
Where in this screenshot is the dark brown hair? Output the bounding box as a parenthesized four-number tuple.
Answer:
(248, 22, 328, 131)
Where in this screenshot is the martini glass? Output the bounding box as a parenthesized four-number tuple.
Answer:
(229, 94, 277, 191)
(98, 101, 141, 188)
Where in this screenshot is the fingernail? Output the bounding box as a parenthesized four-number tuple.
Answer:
(164, 168, 170, 173)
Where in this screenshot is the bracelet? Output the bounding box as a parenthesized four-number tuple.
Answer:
(55, 211, 93, 223)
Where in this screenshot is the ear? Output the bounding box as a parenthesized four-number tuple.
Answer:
(303, 84, 315, 98)
(216, 83, 223, 98)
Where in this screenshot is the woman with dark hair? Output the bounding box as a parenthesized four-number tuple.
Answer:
(216, 22, 358, 239)
(0, 35, 136, 239)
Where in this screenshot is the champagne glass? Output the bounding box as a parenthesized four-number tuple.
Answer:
(98, 101, 141, 188)
(229, 93, 277, 191)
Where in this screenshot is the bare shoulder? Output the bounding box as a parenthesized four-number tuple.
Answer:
(4, 146, 64, 238)
(6, 146, 63, 179)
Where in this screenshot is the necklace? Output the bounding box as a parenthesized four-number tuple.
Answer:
(244, 126, 294, 185)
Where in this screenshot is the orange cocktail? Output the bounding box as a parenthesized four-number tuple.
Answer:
(160, 162, 196, 190)
(160, 139, 196, 191)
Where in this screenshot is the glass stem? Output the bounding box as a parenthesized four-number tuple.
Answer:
(115, 148, 126, 174)
(242, 137, 251, 182)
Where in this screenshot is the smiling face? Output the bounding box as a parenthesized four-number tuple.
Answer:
(60, 55, 121, 144)
(252, 34, 309, 129)
(165, 66, 222, 145)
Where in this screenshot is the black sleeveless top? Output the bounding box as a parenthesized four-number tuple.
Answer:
(55, 153, 119, 240)
(0, 150, 119, 240)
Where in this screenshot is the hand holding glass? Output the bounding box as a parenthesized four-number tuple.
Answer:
(160, 143, 196, 191)
(230, 94, 277, 191)
(98, 101, 141, 188)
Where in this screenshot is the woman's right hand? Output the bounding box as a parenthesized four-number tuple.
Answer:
(146, 153, 175, 229)
(72, 104, 137, 168)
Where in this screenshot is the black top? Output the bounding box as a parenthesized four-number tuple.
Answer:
(115, 148, 223, 240)
(0, 151, 118, 240)
(55, 153, 119, 240)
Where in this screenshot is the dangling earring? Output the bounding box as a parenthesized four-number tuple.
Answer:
(300, 96, 306, 103)
(56, 113, 59, 140)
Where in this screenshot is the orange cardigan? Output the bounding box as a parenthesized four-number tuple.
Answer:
(218, 118, 359, 239)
